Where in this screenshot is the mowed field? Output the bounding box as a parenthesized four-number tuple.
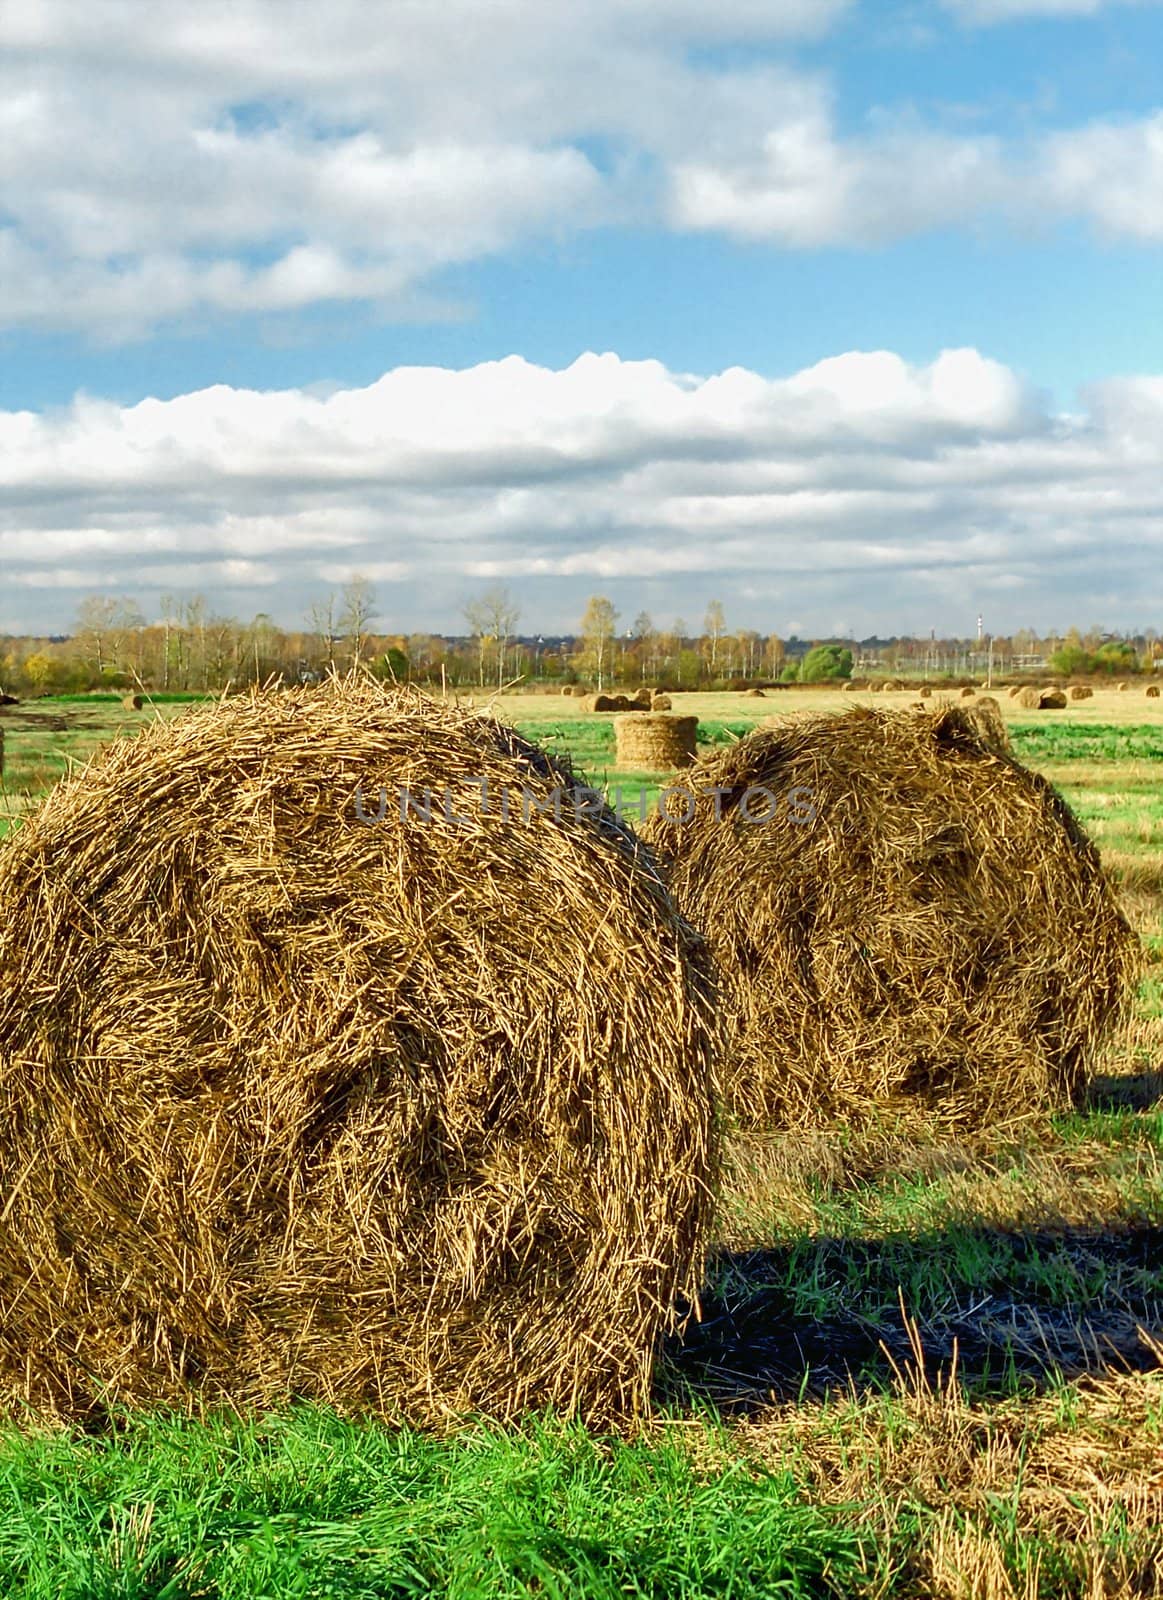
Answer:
(0, 687, 1161, 1598)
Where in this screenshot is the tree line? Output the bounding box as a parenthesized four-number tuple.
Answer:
(1, 583, 1159, 696)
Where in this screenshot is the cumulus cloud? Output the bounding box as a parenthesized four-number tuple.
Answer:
(2, 350, 1161, 634)
(1, 0, 1161, 335)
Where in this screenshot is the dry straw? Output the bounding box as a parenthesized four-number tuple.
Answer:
(959, 686, 976, 698)
(1147, 684, 1161, 698)
(643, 704, 1137, 1132)
(1039, 688, 1068, 709)
(1017, 687, 1041, 709)
(614, 713, 699, 770)
(122, 692, 145, 710)
(651, 693, 672, 711)
(0, 676, 717, 1427)
(1069, 684, 1094, 701)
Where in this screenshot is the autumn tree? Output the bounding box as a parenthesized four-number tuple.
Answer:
(579, 595, 619, 690)
(464, 586, 521, 688)
(703, 600, 726, 674)
(340, 576, 377, 667)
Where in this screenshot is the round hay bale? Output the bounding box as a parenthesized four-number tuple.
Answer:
(1069, 684, 1094, 701)
(122, 692, 145, 711)
(917, 686, 933, 699)
(0, 678, 716, 1425)
(1117, 681, 1129, 692)
(642, 704, 1136, 1132)
(1148, 684, 1161, 698)
(843, 680, 862, 692)
(1017, 687, 1041, 709)
(1039, 688, 1068, 709)
(614, 713, 699, 771)
(959, 686, 976, 699)
(961, 694, 1010, 755)
(1007, 685, 1023, 699)
(650, 693, 672, 711)
(745, 688, 766, 698)
(632, 688, 653, 710)
(881, 679, 900, 692)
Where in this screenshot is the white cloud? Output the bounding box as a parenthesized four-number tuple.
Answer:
(2, 349, 1161, 634)
(1, 0, 1161, 335)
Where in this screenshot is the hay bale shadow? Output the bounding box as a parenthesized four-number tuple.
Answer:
(660, 1226, 1163, 1413)
(1084, 1071, 1163, 1112)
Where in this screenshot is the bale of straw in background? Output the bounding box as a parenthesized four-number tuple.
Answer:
(1008, 685, 1023, 698)
(1039, 688, 1068, 709)
(1117, 681, 1129, 692)
(881, 679, 900, 691)
(0, 677, 716, 1427)
(844, 681, 862, 692)
(1017, 687, 1041, 709)
(614, 713, 699, 771)
(121, 692, 145, 711)
(960, 694, 1011, 755)
(746, 688, 766, 698)
(651, 693, 672, 711)
(642, 704, 1136, 1132)
(1069, 685, 1094, 701)
(918, 686, 933, 698)
(1148, 684, 1161, 698)
(632, 688, 653, 710)
(960, 686, 976, 699)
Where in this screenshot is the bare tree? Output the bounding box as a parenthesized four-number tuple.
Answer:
(309, 592, 341, 672)
(339, 576, 377, 667)
(74, 595, 121, 679)
(703, 599, 726, 674)
(580, 595, 619, 690)
(464, 586, 521, 688)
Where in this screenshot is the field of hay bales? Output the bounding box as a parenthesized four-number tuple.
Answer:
(0, 686, 1161, 1597)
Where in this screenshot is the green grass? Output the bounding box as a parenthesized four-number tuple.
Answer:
(0, 1412, 863, 1600)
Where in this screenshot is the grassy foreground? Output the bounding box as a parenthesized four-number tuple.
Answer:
(0, 691, 1160, 1596)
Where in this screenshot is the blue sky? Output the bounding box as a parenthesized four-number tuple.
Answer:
(2, 0, 1162, 637)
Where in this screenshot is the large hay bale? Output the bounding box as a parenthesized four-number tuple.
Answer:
(1069, 684, 1094, 701)
(0, 678, 716, 1426)
(642, 704, 1135, 1132)
(1007, 685, 1023, 699)
(614, 714, 699, 771)
(1039, 688, 1068, 709)
(632, 688, 653, 710)
(959, 686, 976, 699)
(1147, 684, 1161, 698)
(122, 692, 145, 711)
(1017, 687, 1041, 709)
(651, 693, 672, 711)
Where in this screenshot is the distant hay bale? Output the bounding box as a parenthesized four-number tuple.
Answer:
(1008, 685, 1023, 699)
(843, 680, 862, 692)
(1017, 687, 1041, 709)
(1117, 681, 1129, 692)
(651, 693, 672, 711)
(632, 688, 653, 710)
(881, 679, 900, 692)
(1148, 684, 1161, 698)
(746, 688, 766, 698)
(643, 704, 1136, 1132)
(917, 686, 932, 699)
(561, 684, 578, 696)
(0, 678, 716, 1426)
(961, 694, 1010, 755)
(1069, 685, 1094, 701)
(959, 686, 976, 699)
(614, 714, 699, 771)
(1039, 688, 1068, 709)
(122, 692, 145, 711)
